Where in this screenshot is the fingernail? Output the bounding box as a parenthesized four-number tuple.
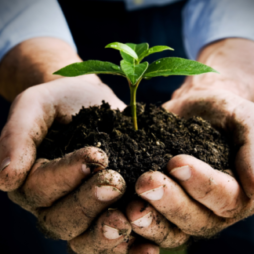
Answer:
(170, 166, 191, 181)
(81, 164, 90, 175)
(96, 185, 122, 201)
(131, 212, 153, 228)
(0, 158, 10, 172)
(103, 225, 121, 239)
(140, 186, 164, 201)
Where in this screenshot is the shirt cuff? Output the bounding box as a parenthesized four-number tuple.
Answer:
(0, 0, 76, 61)
(183, 0, 254, 60)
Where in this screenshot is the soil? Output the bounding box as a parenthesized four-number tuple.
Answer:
(38, 102, 232, 200)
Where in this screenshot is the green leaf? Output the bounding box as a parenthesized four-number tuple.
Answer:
(147, 45, 173, 55)
(53, 60, 125, 77)
(121, 43, 149, 64)
(139, 45, 174, 62)
(136, 43, 149, 60)
(121, 44, 174, 63)
(120, 43, 137, 64)
(144, 57, 218, 78)
(105, 42, 138, 60)
(120, 60, 149, 85)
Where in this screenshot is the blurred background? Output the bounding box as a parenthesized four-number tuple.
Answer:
(1, 1, 254, 254)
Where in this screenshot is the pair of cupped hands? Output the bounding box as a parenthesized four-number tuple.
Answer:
(1, 74, 254, 254)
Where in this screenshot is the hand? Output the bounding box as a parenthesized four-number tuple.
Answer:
(10, 150, 132, 253)
(0, 75, 162, 254)
(0, 37, 168, 253)
(0, 75, 125, 191)
(0, 76, 141, 253)
(126, 37, 254, 247)
(125, 84, 254, 249)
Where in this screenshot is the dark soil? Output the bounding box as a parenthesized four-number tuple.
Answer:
(38, 102, 232, 199)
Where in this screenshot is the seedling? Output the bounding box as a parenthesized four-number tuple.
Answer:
(54, 42, 218, 130)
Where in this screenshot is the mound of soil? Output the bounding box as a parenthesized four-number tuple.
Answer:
(38, 102, 232, 197)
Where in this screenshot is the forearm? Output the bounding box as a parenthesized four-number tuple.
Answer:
(180, 38, 254, 101)
(0, 37, 100, 101)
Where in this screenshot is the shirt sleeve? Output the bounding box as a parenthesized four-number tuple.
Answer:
(183, 0, 254, 60)
(0, 0, 77, 61)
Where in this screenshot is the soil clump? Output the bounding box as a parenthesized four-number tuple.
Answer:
(38, 102, 232, 198)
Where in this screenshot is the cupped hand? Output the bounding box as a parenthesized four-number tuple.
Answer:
(0, 75, 163, 254)
(9, 146, 133, 253)
(0, 76, 142, 253)
(126, 86, 254, 249)
(164, 86, 254, 199)
(0, 75, 125, 191)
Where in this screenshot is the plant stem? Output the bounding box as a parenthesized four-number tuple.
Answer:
(130, 85, 138, 131)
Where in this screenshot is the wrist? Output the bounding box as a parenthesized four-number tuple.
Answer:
(178, 38, 254, 101)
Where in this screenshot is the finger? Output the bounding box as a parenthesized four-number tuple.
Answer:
(126, 200, 189, 249)
(37, 170, 126, 240)
(232, 103, 254, 199)
(68, 209, 132, 254)
(136, 171, 227, 237)
(0, 87, 54, 191)
(8, 146, 108, 209)
(168, 155, 250, 218)
(163, 90, 254, 199)
(129, 243, 160, 254)
(0, 78, 126, 192)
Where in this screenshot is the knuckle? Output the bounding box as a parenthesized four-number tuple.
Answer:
(23, 184, 54, 207)
(23, 170, 54, 207)
(77, 192, 98, 220)
(215, 199, 240, 218)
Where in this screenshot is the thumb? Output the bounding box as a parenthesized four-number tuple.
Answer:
(0, 87, 56, 191)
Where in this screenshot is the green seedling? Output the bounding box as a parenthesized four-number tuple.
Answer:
(54, 42, 218, 130)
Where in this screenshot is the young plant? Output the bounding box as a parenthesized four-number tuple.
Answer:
(54, 42, 218, 130)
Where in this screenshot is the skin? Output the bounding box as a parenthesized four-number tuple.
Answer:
(1, 37, 254, 253)
(125, 38, 254, 250)
(0, 37, 83, 101)
(0, 37, 134, 253)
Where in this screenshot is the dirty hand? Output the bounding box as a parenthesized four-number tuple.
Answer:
(125, 38, 254, 251)
(0, 75, 125, 191)
(126, 89, 254, 250)
(0, 76, 141, 253)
